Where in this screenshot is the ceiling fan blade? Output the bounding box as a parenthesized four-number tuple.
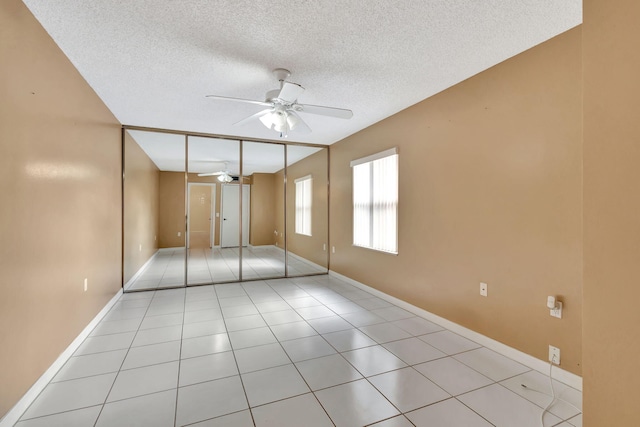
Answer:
(287, 111, 311, 134)
(206, 95, 272, 107)
(295, 103, 353, 119)
(197, 171, 225, 177)
(233, 108, 273, 126)
(277, 81, 305, 103)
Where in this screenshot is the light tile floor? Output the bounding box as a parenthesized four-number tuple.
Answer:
(17, 275, 582, 427)
(127, 247, 326, 291)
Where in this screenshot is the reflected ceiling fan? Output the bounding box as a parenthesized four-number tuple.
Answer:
(206, 68, 353, 137)
(197, 161, 234, 182)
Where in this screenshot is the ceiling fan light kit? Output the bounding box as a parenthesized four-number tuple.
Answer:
(206, 68, 353, 138)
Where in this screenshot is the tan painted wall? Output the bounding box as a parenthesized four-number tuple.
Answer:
(330, 28, 583, 374)
(0, 0, 122, 417)
(123, 133, 159, 282)
(250, 173, 277, 246)
(158, 171, 186, 248)
(583, 1, 640, 424)
(188, 184, 213, 248)
(285, 150, 329, 268)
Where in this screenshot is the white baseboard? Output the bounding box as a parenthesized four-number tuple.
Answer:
(0, 289, 123, 427)
(124, 250, 159, 290)
(328, 270, 583, 392)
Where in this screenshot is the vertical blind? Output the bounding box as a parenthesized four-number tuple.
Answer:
(295, 175, 312, 236)
(351, 149, 398, 254)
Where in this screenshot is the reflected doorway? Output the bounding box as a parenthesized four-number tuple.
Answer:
(220, 184, 250, 248)
(188, 183, 215, 249)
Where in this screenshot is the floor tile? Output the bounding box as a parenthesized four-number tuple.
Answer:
(225, 314, 267, 332)
(181, 333, 231, 358)
(107, 361, 178, 402)
(241, 364, 309, 407)
(228, 327, 277, 349)
(371, 306, 414, 321)
(500, 370, 582, 420)
(314, 379, 399, 427)
(270, 321, 318, 341)
(252, 393, 333, 427)
(74, 332, 135, 356)
(261, 309, 304, 325)
(295, 354, 362, 390)
(280, 335, 336, 362)
(368, 415, 414, 426)
(185, 299, 220, 313)
(254, 300, 291, 313)
(182, 319, 227, 339)
(219, 296, 253, 307)
(184, 309, 223, 324)
(96, 389, 176, 427)
(121, 340, 181, 370)
(104, 307, 147, 321)
(342, 345, 406, 377)
(90, 318, 141, 336)
(21, 373, 116, 419)
(326, 301, 367, 314)
(53, 349, 127, 382)
(359, 322, 412, 343)
(414, 356, 494, 396)
(568, 413, 582, 427)
(176, 376, 248, 426)
(132, 325, 182, 347)
(369, 367, 449, 412)
(139, 312, 183, 330)
(458, 383, 562, 427)
(187, 410, 254, 426)
(340, 311, 387, 327)
(234, 343, 290, 373)
(307, 315, 354, 334)
(15, 406, 101, 427)
(382, 337, 447, 365)
(222, 305, 259, 318)
(405, 397, 493, 427)
(286, 296, 322, 309)
(322, 328, 377, 352)
(453, 347, 530, 381)
(354, 297, 393, 310)
(295, 305, 335, 320)
(391, 316, 444, 336)
(418, 330, 481, 355)
(179, 351, 238, 386)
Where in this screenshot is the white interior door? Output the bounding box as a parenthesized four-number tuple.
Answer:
(220, 184, 250, 248)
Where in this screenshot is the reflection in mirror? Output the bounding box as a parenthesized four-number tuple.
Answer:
(187, 137, 240, 284)
(123, 130, 186, 291)
(242, 141, 286, 280)
(284, 145, 329, 276)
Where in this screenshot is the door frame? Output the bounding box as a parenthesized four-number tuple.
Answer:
(187, 182, 216, 249)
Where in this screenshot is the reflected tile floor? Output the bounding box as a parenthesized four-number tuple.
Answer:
(127, 247, 326, 291)
(17, 276, 582, 427)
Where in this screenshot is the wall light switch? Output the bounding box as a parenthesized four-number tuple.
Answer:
(323, 243, 327, 251)
(177, 232, 181, 237)
(84, 278, 88, 292)
(332, 246, 336, 254)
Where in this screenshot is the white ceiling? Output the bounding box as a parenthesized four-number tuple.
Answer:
(24, 1, 581, 145)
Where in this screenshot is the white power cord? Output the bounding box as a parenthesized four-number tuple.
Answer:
(519, 355, 581, 426)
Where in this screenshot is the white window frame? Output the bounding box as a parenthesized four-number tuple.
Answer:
(295, 175, 312, 236)
(351, 148, 398, 254)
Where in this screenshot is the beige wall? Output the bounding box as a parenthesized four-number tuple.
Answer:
(158, 171, 186, 248)
(123, 133, 159, 282)
(583, 0, 640, 424)
(250, 173, 277, 246)
(0, 0, 122, 417)
(284, 150, 329, 268)
(330, 28, 583, 374)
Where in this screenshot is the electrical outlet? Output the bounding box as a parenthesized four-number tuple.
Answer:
(139, 244, 142, 252)
(480, 282, 488, 297)
(323, 243, 327, 251)
(84, 278, 88, 292)
(332, 246, 336, 254)
(177, 232, 181, 237)
(550, 301, 563, 319)
(549, 345, 561, 365)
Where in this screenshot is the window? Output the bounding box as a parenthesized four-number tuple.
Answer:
(295, 175, 312, 236)
(351, 148, 398, 254)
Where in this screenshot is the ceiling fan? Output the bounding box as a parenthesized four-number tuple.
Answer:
(206, 68, 353, 137)
(197, 162, 234, 182)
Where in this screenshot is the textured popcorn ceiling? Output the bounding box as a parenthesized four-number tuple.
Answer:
(23, 0, 581, 145)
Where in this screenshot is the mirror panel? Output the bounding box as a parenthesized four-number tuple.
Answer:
(285, 145, 329, 276)
(123, 130, 186, 291)
(242, 141, 286, 280)
(187, 136, 240, 284)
